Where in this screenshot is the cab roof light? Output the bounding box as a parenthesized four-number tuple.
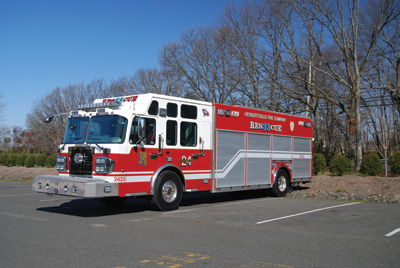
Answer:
(96, 108, 114, 115)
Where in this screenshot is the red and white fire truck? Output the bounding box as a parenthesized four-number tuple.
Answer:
(32, 93, 313, 210)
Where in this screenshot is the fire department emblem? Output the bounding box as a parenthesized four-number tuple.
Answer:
(290, 121, 294, 132)
(202, 109, 210, 117)
(138, 152, 147, 166)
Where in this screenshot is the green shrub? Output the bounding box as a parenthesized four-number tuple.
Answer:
(46, 155, 57, 167)
(329, 154, 352, 176)
(35, 154, 48, 167)
(7, 154, 18, 166)
(390, 152, 400, 175)
(25, 154, 37, 167)
(0, 153, 8, 166)
(313, 153, 326, 175)
(360, 152, 382, 176)
(16, 154, 28, 166)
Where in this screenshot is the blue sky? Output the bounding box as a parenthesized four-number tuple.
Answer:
(0, 0, 239, 128)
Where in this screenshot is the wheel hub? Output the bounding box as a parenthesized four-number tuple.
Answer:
(278, 176, 287, 192)
(161, 181, 177, 203)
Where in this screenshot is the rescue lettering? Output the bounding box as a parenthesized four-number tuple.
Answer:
(103, 95, 138, 103)
(250, 121, 282, 132)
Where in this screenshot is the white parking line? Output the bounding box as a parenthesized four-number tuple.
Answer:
(385, 227, 400, 237)
(256, 202, 360, 224)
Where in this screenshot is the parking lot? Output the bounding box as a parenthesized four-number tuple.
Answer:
(1, 180, 399, 268)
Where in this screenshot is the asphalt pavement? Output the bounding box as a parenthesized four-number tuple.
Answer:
(1, 180, 399, 268)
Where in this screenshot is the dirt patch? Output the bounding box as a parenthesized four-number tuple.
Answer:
(296, 174, 400, 195)
(0, 166, 58, 180)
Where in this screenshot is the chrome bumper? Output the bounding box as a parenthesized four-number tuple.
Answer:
(32, 175, 119, 198)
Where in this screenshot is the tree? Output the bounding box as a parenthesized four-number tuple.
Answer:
(160, 26, 239, 103)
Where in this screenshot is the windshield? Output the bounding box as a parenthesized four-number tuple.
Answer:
(63, 117, 89, 144)
(63, 115, 128, 144)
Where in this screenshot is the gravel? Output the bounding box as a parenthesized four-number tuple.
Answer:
(288, 174, 400, 204)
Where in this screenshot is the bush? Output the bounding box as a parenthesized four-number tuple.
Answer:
(25, 154, 37, 167)
(313, 153, 326, 175)
(360, 152, 383, 176)
(35, 154, 48, 167)
(7, 154, 18, 167)
(329, 154, 352, 176)
(16, 154, 28, 166)
(390, 152, 400, 175)
(46, 155, 57, 167)
(0, 153, 8, 166)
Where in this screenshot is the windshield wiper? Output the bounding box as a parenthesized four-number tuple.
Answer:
(94, 143, 105, 151)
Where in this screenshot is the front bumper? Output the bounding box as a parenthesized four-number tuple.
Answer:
(32, 175, 119, 198)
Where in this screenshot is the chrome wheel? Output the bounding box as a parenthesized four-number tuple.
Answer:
(271, 170, 290, 197)
(277, 175, 287, 192)
(150, 171, 183, 211)
(161, 180, 177, 203)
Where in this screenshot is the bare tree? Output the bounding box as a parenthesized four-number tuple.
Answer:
(160, 26, 239, 103)
(126, 67, 186, 97)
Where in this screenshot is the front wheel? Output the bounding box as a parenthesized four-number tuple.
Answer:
(150, 171, 183, 211)
(271, 170, 290, 197)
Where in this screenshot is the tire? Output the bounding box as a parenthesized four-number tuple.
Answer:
(99, 197, 128, 206)
(150, 171, 183, 211)
(271, 170, 290, 197)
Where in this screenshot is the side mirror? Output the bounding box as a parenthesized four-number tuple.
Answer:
(138, 118, 146, 140)
(44, 116, 54, 123)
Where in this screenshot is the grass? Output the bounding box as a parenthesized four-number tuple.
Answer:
(335, 187, 345, 193)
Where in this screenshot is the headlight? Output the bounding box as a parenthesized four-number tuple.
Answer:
(94, 157, 114, 174)
(56, 156, 67, 171)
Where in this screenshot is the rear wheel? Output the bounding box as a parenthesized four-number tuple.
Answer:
(271, 170, 290, 197)
(150, 171, 182, 211)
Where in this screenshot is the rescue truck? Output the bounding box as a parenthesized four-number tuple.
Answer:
(32, 93, 313, 210)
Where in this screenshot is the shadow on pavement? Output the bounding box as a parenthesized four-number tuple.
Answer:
(36, 189, 273, 218)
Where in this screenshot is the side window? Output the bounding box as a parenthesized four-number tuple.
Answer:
(180, 122, 197, 147)
(148, 100, 159, 115)
(181, 104, 197, 119)
(166, 120, 177, 146)
(130, 117, 156, 145)
(167, 103, 178, 117)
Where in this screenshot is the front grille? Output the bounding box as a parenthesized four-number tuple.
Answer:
(69, 147, 93, 176)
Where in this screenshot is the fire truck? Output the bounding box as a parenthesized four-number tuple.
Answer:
(32, 93, 313, 210)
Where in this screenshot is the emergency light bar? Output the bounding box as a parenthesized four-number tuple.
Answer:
(74, 101, 123, 110)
